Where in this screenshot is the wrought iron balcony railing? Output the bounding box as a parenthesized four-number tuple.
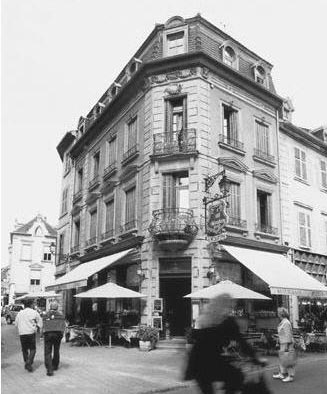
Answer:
(120, 220, 137, 233)
(226, 216, 247, 228)
(218, 134, 244, 150)
(255, 223, 278, 235)
(103, 162, 117, 179)
(101, 229, 114, 241)
(253, 148, 275, 163)
(88, 175, 100, 189)
(153, 129, 196, 156)
(149, 208, 198, 238)
(70, 245, 80, 254)
(85, 236, 98, 248)
(122, 144, 139, 165)
(73, 190, 82, 203)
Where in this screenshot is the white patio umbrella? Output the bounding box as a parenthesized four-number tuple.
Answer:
(74, 282, 146, 347)
(74, 282, 146, 299)
(184, 280, 271, 300)
(15, 291, 61, 301)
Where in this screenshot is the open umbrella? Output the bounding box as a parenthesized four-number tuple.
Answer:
(184, 280, 271, 300)
(74, 282, 146, 299)
(15, 291, 61, 301)
(74, 282, 146, 347)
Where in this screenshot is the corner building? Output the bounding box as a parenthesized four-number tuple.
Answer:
(51, 15, 325, 335)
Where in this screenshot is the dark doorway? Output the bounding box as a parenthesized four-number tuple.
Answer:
(160, 277, 191, 336)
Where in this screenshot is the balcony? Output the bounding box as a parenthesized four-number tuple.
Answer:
(121, 144, 139, 166)
(84, 236, 98, 250)
(253, 148, 275, 166)
(255, 223, 278, 236)
(100, 229, 115, 244)
(226, 216, 247, 229)
(88, 175, 100, 191)
(152, 129, 197, 157)
(73, 190, 83, 203)
(103, 162, 117, 180)
(218, 134, 244, 153)
(149, 208, 198, 251)
(70, 245, 80, 256)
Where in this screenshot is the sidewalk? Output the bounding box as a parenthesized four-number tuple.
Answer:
(2, 330, 327, 394)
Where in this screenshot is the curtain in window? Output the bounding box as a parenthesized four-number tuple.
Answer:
(105, 200, 114, 232)
(90, 210, 97, 239)
(165, 97, 187, 135)
(163, 174, 175, 209)
(255, 121, 269, 153)
(74, 222, 80, 246)
(125, 188, 136, 224)
(230, 110, 238, 141)
(299, 211, 311, 247)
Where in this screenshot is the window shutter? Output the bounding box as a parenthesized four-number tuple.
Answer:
(294, 148, 301, 177)
(321, 161, 327, 187)
(306, 214, 312, 247)
(182, 96, 187, 130)
(163, 174, 174, 209)
(230, 110, 238, 141)
(299, 212, 306, 246)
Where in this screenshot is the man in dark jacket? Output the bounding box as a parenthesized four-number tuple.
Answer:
(41, 301, 66, 376)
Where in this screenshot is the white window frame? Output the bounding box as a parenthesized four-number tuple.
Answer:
(294, 147, 307, 181)
(163, 26, 188, 57)
(222, 44, 238, 69)
(298, 210, 312, 248)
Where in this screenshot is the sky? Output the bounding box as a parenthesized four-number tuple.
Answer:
(1, 0, 327, 266)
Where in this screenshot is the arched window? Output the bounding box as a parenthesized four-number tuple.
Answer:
(35, 226, 43, 236)
(255, 65, 266, 85)
(223, 46, 236, 67)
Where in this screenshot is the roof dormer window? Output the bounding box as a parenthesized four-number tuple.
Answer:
(163, 25, 188, 57)
(255, 65, 266, 85)
(223, 46, 236, 68)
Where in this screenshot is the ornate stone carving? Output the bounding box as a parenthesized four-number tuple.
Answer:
(252, 169, 278, 184)
(150, 68, 197, 85)
(218, 157, 249, 173)
(201, 67, 210, 79)
(164, 83, 182, 96)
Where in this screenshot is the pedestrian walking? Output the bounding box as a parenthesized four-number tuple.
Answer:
(184, 293, 263, 394)
(41, 301, 66, 376)
(14, 299, 42, 372)
(273, 307, 296, 383)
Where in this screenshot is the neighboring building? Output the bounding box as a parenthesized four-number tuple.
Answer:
(8, 214, 57, 304)
(1, 266, 10, 305)
(50, 15, 326, 334)
(279, 114, 327, 327)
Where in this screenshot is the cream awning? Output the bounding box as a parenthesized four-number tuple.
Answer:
(74, 282, 146, 299)
(224, 245, 327, 297)
(46, 249, 133, 291)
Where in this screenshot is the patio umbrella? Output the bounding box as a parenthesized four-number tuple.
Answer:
(74, 282, 146, 299)
(184, 280, 271, 300)
(15, 291, 61, 301)
(74, 282, 146, 347)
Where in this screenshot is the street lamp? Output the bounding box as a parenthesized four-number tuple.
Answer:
(49, 242, 71, 263)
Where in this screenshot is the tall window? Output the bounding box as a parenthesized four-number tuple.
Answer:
(320, 160, 327, 188)
(227, 182, 241, 219)
(294, 147, 307, 180)
(166, 97, 186, 132)
(166, 31, 185, 56)
(125, 187, 136, 227)
(255, 120, 269, 154)
(61, 187, 68, 214)
(108, 137, 117, 165)
(298, 211, 312, 248)
(93, 151, 100, 178)
(76, 168, 83, 192)
(127, 117, 137, 151)
(73, 220, 80, 247)
(59, 232, 65, 256)
(163, 172, 189, 209)
(89, 210, 97, 240)
(105, 199, 115, 234)
(222, 105, 238, 143)
(255, 66, 266, 85)
(257, 190, 271, 230)
(21, 244, 32, 261)
(30, 270, 41, 292)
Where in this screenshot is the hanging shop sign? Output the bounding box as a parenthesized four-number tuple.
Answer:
(206, 199, 228, 237)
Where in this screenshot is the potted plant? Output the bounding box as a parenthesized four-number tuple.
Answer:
(137, 325, 159, 351)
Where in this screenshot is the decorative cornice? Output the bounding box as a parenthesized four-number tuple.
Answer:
(85, 192, 100, 206)
(253, 169, 278, 184)
(218, 157, 249, 173)
(293, 201, 313, 211)
(119, 165, 138, 183)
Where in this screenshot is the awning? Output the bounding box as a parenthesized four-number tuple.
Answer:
(74, 282, 146, 299)
(224, 245, 327, 298)
(46, 249, 133, 292)
(15, 291, 61, 301)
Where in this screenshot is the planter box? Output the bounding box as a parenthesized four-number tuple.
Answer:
(139, 340, 152, 351)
